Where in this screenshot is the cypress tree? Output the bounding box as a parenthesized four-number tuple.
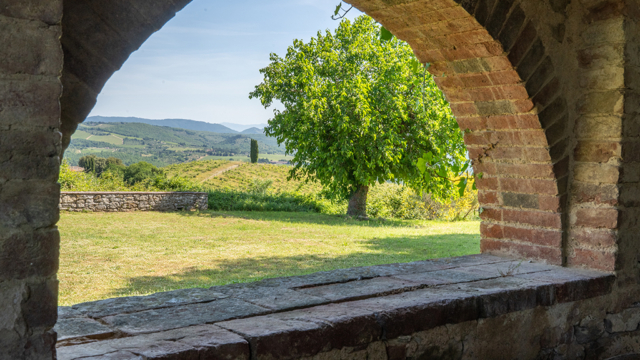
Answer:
(250, 139, 259, 163)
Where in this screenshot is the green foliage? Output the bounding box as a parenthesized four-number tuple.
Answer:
(207, 190, 322, 212)
(366, 182, 478, 220)
(123, 162, 164, 185)
(250, 16, 466, 204)
(250, 139, 259, 163)
(248, 178, 273, 195)
(60, 161, 139, 191)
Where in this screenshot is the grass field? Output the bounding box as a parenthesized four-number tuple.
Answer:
(163, 160, 229, 180)
(71, 130, 92, 139)
(202, 163, 320, 193)
(58, 211, 480, 305)
(86, 134, 124, 145)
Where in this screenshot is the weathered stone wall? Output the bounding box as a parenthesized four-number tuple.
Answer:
(0, 1, 63, 359)
(59, 192, 208, 212)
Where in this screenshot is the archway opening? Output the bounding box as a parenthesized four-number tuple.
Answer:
(57, 0, 483, 310)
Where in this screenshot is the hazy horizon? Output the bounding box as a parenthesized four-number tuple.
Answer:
(88, 0, 362, 126)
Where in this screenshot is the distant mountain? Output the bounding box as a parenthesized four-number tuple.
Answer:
(219, 122, 269, 132)
(240, 127, 264, 135)
(86, 116, 238, 134)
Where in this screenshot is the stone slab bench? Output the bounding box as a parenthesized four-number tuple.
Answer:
(55, 254, 614, 360)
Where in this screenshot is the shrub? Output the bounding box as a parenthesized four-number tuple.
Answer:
(207, 190, 321, 212)
(248, 178, 273, 195)
(365, 182, 478, 220)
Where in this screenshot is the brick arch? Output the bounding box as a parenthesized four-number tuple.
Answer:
(347, 0, 571, 266)
(60, 0, 573, 266)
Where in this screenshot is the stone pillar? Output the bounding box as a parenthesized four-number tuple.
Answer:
(0, 2, 63, 359)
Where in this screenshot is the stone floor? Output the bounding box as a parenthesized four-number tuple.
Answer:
(55, 254, 614, 359)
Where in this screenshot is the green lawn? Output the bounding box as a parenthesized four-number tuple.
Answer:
(87, 134, 124, 145)
(71, 130, 92, 139)
(58, 211, 480, 306)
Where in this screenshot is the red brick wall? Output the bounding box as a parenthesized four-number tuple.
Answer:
(351, 0, 567, 265)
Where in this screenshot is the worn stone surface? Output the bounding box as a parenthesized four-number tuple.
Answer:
(59, 192, 208, 212)
(54, 255, 621, 359)
(53, 318, 115, 342)
(71, 287, 227, 319)
(57, 324, 248, 360)
(101, 298, 269, 335)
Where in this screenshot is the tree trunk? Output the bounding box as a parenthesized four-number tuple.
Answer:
(347, 185, 369, 218)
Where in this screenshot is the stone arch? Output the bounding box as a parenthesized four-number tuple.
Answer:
(59, 0, 625, 272)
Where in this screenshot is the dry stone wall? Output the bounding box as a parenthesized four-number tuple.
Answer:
(60, 192, 208, 212)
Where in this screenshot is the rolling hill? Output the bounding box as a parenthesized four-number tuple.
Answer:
(65, 122, 289, 167)
(86, 116, 239, 134)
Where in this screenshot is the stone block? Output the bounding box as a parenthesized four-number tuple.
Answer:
(21, 279, 58, 330)
(0, 228, 59, 281)
(0, 128, 61, 163)
(606, 308, 640, 333)
(54, 317, 115, 342)
(269, 303, 382, 349)
(0, 180, 60, 230)
(576, 90, 624, 115)
(219, 286, 327, 311)
(296, 277, 423, 302)
(575, 141, 621, 163)
(0, 0, 62, 24)
(101, 298, 269, 335)
(573, 163, 620, 184)
(581, 18, 625, 47)
(57, 324, 248, 360)
(0, 17, 62, 76)
(0, 78, 62, 128)
(218, 316, 323, 360)
(71, 287, 227, 318)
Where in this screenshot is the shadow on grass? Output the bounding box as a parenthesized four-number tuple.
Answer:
(171, 209, 471, 228)
(109, 233, 480, 298)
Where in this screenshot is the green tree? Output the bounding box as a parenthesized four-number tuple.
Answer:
(123, 162, 164, 185)
(250, 16, 467, 217)
(79, 155, 109, 176)
(250, 139, 259, 163)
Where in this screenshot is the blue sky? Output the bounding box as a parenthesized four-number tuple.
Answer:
(88, 0, 363, 125)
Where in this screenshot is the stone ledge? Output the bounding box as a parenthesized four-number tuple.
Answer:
(55, 254, 615, 360)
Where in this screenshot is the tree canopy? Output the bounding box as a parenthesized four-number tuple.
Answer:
(250, 16, 468, 216)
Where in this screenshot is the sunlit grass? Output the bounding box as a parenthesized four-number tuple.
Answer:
(58, 211, 480, 305)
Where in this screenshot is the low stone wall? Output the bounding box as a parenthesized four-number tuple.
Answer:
(60, 192, 208, 212)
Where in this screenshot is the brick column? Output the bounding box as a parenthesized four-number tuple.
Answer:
(0, 2, 63, 359)
(617, 0, 640, 286)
